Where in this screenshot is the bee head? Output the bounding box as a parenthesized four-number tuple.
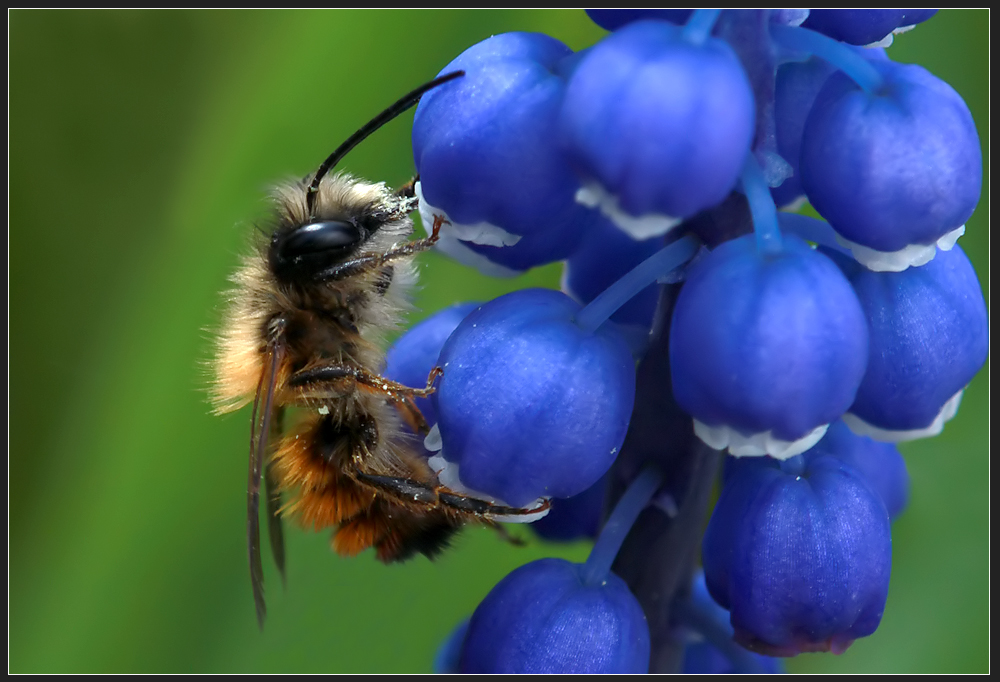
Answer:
(267, 70, 464, 285)
(268, 218, 368, 283)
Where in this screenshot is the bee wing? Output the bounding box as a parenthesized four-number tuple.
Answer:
(248, 341, 284, 629)
(265, 406, 287, 588)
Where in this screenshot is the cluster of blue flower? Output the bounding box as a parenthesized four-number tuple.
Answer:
(385, 9, 986, 674)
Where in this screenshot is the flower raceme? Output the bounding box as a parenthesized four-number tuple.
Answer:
(387, 9, 987, 672)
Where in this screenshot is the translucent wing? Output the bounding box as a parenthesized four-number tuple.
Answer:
(248, 340, 284, 629)
(265, 406, 287, 588)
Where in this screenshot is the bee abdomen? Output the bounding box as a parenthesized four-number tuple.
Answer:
(271, 423, 373, 529)
(332, 501, 460, 562)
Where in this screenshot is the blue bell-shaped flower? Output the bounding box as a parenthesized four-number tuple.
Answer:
(459, 558, 649, 673)
(703, 454, 892, 655)
(559, 19, 755, 239)
(670, 233, 868, 458)
(430, 288, 636, 507)
(800, 59, 981, 270)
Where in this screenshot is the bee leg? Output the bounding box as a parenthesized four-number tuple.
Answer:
(387, 366, 443, 435)
(393, 396, 431, 436)
(353, 468, 550, 543)
(352, 472, 533, 553)
(420, 365, 445, 395)
(353, 471, 440, 506)
(436, 488, 554, 520)
(289, 364, 441, 401)
(346, 467, 463, 560)
(486, 520, 527, 547)
(315, 214, 448, 282)
(406, 212, 447, 251)
(385, 366, 444, 407)
(289, 364, 440, 436)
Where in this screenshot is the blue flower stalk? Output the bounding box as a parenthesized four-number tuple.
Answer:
(407, 7, 986, 673)
(574, 234, 700, 334)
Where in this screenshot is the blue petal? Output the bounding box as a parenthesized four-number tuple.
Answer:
(670, 234, 868, 443)
(460, 558, 649, 673)
(434, 289, 635, 506)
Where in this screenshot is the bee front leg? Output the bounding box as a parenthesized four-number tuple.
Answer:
(315, 214, 448, 282)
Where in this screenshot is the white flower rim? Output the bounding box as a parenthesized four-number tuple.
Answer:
(843, 390, 964, 443)
(415, 183, 524, 278)
(835, 224, 964, 273)
(575, 182, 683, 240)
(694, 420, 830, 459)
(425, 426, 550, 522)
(865, 23, 918, 49)
(426, 451, 550, 523)
(416, 182, 522, 247)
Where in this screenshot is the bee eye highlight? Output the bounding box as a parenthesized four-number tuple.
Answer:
(279, 220, 364, 258)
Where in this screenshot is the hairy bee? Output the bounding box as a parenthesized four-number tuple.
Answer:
(212, 72, 548, 628)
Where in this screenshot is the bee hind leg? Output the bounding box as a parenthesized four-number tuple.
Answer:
(432, 490, 532, 546)
(353, 471, 440, 505)
(352, 471, 539, 553)
(356, 469, 550, 526)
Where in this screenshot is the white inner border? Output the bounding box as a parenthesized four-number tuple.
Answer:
(843, 390, 964, 443)
(415, 182, 523, 278)
(694, 420, 830, 459)
(575, 182, 683, 240)
(836, 224, 964, 273)
(423, 426, 550, 523)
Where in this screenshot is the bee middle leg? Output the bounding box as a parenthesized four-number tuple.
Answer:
(387, 366, 443, 436)
(289, 364, 440, 398)
(289, 364, 441, 435)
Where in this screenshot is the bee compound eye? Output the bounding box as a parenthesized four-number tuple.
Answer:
(279, 220, 363, 259)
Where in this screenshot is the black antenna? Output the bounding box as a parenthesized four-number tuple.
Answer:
(306, 70, 465, 215)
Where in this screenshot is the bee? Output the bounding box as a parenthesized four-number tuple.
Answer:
(212, 71, 549, 629)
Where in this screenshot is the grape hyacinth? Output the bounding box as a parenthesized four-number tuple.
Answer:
(385, 9, 986, 673)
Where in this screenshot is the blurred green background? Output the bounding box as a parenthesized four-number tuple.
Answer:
(9, 9, 988, 673)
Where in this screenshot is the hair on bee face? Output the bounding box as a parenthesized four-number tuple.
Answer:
(267, 175, 418, 285)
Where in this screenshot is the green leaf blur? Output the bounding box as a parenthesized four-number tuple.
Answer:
(9, 9, 988, 673)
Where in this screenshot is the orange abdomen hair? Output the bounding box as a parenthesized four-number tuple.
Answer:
(270, 412, 461, 561)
